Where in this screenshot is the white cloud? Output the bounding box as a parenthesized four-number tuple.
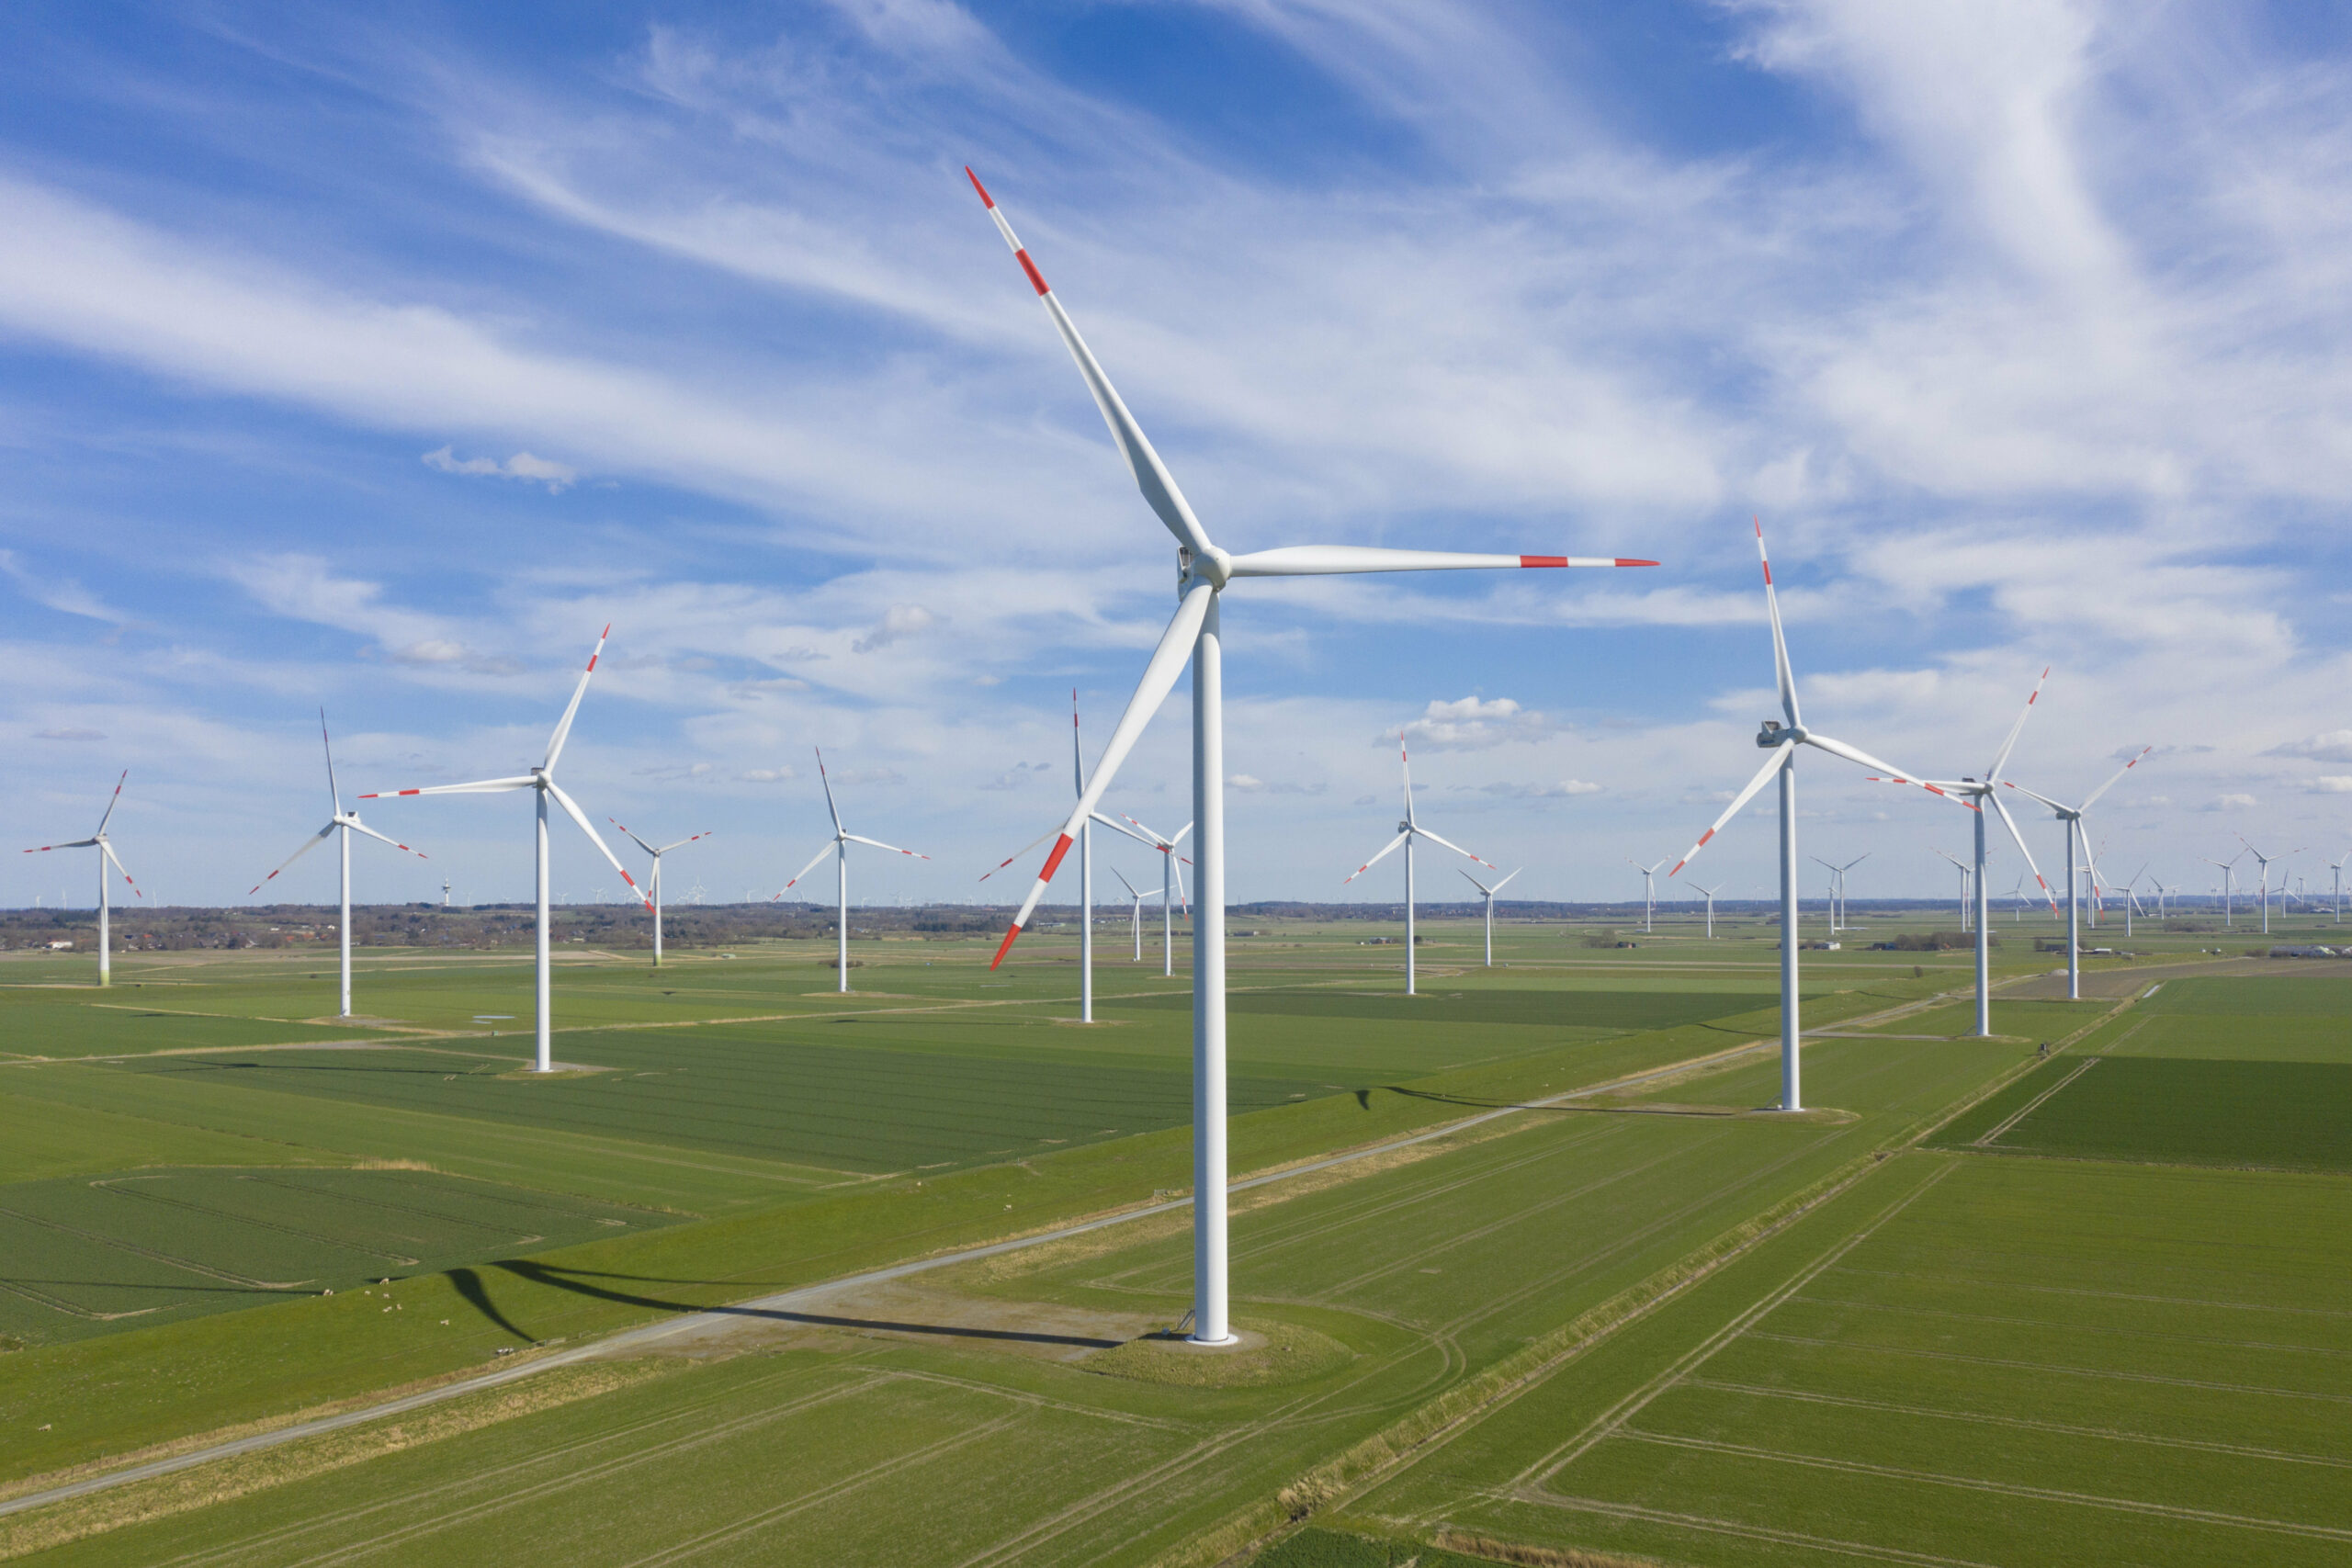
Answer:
(1471, 779, 1603, 799)
(423, 446, 578, 491)
(1399, 695, 1559, 750)
(851, 604, 943, 654)
(2271, 730, 2352, 765)
(2310, 777, 2352, 795)
(2199, 793, 2258, 812)
(0, 549, 123, 624)
(34, 727, 106, 741)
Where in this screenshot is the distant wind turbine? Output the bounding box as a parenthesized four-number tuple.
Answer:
(2236, 835, 2301, 936)
(361, 626, 650, 1071)
(1110, 865, 1163, 961)
(1458, 866, 1521, 966)
(609, 818, 712, 967)
(1689, 880, 1722, 938)
(776, 748, 926, 994)
(2002, 740, 2152, 1002)
(22, 770, 142, 987)
(1934, 848, 1973, 931)
(1627, 857, 1664, 933)
(249, 711, 428, 1017)
(1345, 737, 1494, 995)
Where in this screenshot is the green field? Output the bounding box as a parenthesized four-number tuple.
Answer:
(0, 911, 2345, 1566)
(0, 1168, 677, 1348)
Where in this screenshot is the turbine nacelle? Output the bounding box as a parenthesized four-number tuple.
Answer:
(1758, 720, 1805, 748)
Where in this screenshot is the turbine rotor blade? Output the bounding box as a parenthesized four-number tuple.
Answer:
(1491, 868, 1521, 894)
(321, 708, 342, 815)
(24, 838, 101, 852)
(844, 833, 927, 859)
(250, 824, 335, 896)
(542, 625, 610, 773)
(1755, 519, 1802, 731)
(982, 823, 1061, 882)
(543, 779, 654, 910)
(608, 817, 662, 858)
(1668, 739, 1793, 876)
(101, 840, 143, 897)
(2079, 745, 2154, 810)
(1225, 546, 1658, 576)
(1986, 791, 2059, 912)
(1410, 826, 1494, 868)
(1986, 666, 2051, 783)
(1457, 867, 1492, 896)
(1804, 733, 1952, 800)
(989, 582, 1214, 967)
(95, 770, 129, 836)
(345, 821, 426, 858)
(777, 840, 837, 894)
(1089, 812, 1159, 849)
(359, 776, 537, 798)
(815, 747, 843, 835)
(967, 168, 1216, 561)
(1343, 829, 1411, 885)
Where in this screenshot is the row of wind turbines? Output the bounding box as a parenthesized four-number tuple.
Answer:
(16, 169, 2328, 1356)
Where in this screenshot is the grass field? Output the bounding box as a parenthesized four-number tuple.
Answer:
(0, 911, 2342, 1566)
(0, 1168, 677, 1348)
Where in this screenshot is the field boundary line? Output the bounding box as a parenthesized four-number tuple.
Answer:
(1973, 1055, 2098, 1146)
(1613, 1428, 2352, 1543)
(0, 1024, 1784, 1521)
(1682, 1378, 2352, 1469)
(1822, 1265, 2352, 1319)
(1741, 1332, 2352, 1403)
(1518, 1494, 2007, 1568)
(1781, 1291, 2352, 1359)
(1516, 1159, 1958, 1490)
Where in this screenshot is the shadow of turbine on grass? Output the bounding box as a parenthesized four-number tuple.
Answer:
(482, 1258, 1120, 1350)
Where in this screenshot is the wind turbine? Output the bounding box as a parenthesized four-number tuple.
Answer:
(2327, 854, 2346, 925)
(1101, 813, 1191, 976)
(2237, 836, 2300, 936)
(2000, 743, 2153, 999)
(1934, 848, 1973, 931)
(360, 626, 650, 1072)
(1458, 866, 1521, 965)
(1667, 520, 1933, 1111)
(1625, 857, 1664, 933)
(1870, 671, 2064, 1034)
(22, 770, 142, 987)
(248, 711, 429, 1017)
(440, 876, 452, 908)
(608, 818, 711, 967)
(776, 748, 926, 994)
(1074, 692, 1095, 1021)
(2007, 873, 2027, 924)
(2117, 863, 2149, 939)
(1344, 738, 1495, 995)
(2199, 852, 2241, 928)
(1110, 866, 1163, 961)
(1812, 852, 1867, 932)
(1689, 880, 1722, 938)
(968, 167, 1656, 1345)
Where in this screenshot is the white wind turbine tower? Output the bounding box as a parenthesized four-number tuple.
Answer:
(1667, 521, 1937, 1112)
(1627, 857, 1664, 933)
(1867, 671, 2062, 1035)
(608, 818, 711, 967)
(22, 770, 142, 987)
(969, 167, 1657, 1345)
(777, 748, 926, 994)
(1458, 866, 1521, 965)
(1812, 852, 1866, 932)
(2237, 835, 2300, 936)
(1343, 738, 1496, 996)
(1933, 848, 1973, 931)
(2327, 854, 2346, 925)
(360, 626, 650, 1072)
(1110, 866, 1163, 961)
(1689, 880, 1722, 938)
(2001, 743, 2153, 1000)
(2117, 863, 2149, 939)
(1098, 813, 1191, 976)
(2199, 852, 2241, 928)
(249, 711, 429, 1018)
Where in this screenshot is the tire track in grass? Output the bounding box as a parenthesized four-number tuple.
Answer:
(1742, 1333, 2352, 1403)
(281, 1373, 899, 1568)
(1610, 1428, 2352, 1544)
(71, 1359, 854, 1568)
(618, 1415, 1021, 1568)
(1518, 1494, 2004, 1568)
(1974, 1055, 2098, 1146)
(1513, 1158, 1958, 1490)
(1682, 1379, 2352, 1470)
(1821, 1265, 2352, 1320)
(1780, 1292, 2352, 1360)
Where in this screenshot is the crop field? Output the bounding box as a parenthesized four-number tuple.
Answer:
(1357, 1154, 2352, 1568)
(10, 998, 2025, 1567)
(1, 919, 2340, 1566)
(0, 1167, 677, 1348)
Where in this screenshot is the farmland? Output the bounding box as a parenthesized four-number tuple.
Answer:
(0, 908, 2346, 1564)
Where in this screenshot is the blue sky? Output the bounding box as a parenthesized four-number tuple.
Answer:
(4, 0, 2349, 913)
